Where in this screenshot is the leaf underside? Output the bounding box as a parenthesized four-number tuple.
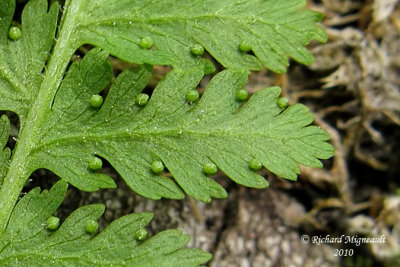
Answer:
(0, 0, 333, 202)
(0, 181, 211, 266)
(0, 0, 58, 123)
(73, 0, 326, 72)
(0, 0, 333, 265)
(0, 0, 327, 122)
(29, 48, 334, 202)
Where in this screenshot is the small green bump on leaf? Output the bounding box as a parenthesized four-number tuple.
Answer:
(202, 59, 216, 74)
(190, 44, 204, 56)
(236, 89, 249, 101)
(85, 219, 99, 235)
(139, 36, 154, 49)
(46, 216, 60, 230)
(203, 162, 218, 175)
(277, 97, 289, 108)
(8, 26, 21, 41)
(238, 41, 252, 52)
(249, 158, 262, 171)
(186, 89, 199, 102)
(2, 181, 211, 265)
(135, 228, 148, 241)
(151, 160, 164, 173)
(90, 94, 103, 108)
(89, 156, 103, 171)
(136, 93, 149, 106)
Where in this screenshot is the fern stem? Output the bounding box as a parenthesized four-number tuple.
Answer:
(0, 146, 31, 231)
(0, 0, 82, 231)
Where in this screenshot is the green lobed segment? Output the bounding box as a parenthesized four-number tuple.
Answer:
(0, 0, 332, 265)
(0, 0, 327, 126)
(28, 49, 334, 202)
(0, 181, 212, 266)
(0, 0, 58, 124)
(69, 0, 326, 72)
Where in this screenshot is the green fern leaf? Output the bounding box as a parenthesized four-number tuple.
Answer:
(0, 0, 333, 264)
(0, 0, 332, 220)
(29, 48, 333, 202)
(0, 181, 211, 266)
(0, 0, 335, 263)
(0, 0, 326, 128)
(62, 0, 325, 72)
(0, 0, 57, 123)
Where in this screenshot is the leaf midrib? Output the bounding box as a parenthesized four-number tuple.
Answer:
(31, 126, 282, 154)
(80, 13, 277, 30)
(0, 0, 87, 231)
